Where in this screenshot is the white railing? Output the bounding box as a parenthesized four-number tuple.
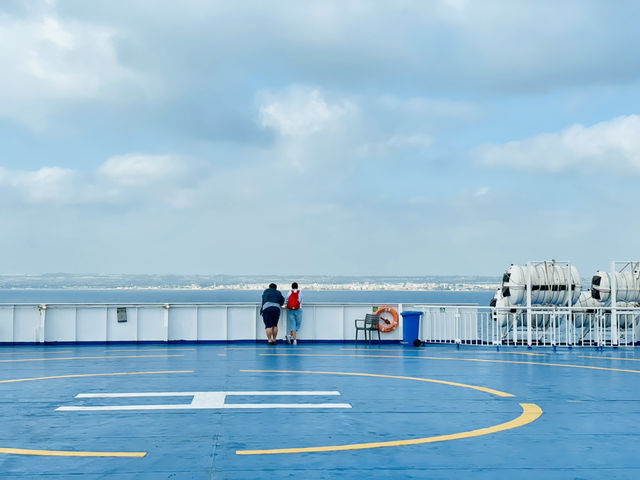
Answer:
(404, 304, 640, 348)
(0, 302, 637, 347)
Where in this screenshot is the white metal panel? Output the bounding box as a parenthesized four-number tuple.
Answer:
(168, 307, 198, 341)
(312, 306, 343, 340)
(0, 307, 14, 343)
(76, 307, 107, 342)
(107, 307, 137, 342)
(228, 306, 257, 340)
(197, 306, 227, 341)
(137, 307, 165, 341)
(44, 307, 76, 342)
(13, 306, 41, 343)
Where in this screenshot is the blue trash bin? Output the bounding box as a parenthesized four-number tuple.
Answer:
(401, 311, 423, 346)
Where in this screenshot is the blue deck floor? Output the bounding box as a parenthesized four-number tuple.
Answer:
(1, 343, 639, 479)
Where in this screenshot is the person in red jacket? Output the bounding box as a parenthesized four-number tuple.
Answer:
(285, 282, 302, 345)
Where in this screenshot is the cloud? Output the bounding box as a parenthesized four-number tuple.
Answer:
(3, 1, 637, 139)
(0, 165, 80, 204)
(0, 1, 138, 128)
(258, 87, 355, 136)
(474, 187, 489, 197)
(0, 153, 203, 207)
(476, 115, 640, 174)
(255, 86, 365, 171)
(98, 154, 197, 187)
(256, 86, 460, 170)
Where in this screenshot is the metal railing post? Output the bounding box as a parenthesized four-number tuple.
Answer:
(611, 261, 619, 347)
(526, 262, 532, 347)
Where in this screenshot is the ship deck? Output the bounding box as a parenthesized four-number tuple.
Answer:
(1, 343, 639, 479)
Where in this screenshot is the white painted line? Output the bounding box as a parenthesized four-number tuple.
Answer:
(223, 403, 351, 409)
(57, 403, 352, 411)
(76, 392, 195, 398)
(58, 390, 351, 412)
(226, 391, 341, 396)
(75, 391, 341, 398)
(58, 404, 193, 411)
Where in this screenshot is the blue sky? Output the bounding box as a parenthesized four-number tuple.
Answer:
(1, 0, 639, 277)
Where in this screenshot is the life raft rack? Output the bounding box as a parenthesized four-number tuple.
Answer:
(374, 306, 399, 333)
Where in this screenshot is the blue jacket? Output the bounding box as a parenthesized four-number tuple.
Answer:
(261, 287, 284, 311)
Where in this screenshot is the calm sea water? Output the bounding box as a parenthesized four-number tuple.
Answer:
(0, 289, 493, 305)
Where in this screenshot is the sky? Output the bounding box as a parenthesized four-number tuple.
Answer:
(1, 0, 639, 278)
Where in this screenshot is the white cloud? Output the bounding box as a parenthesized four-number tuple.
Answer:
(0, 153, 202, 207)
(0, 165, 80, 205)
(477, 115, 640, 174)
(0, 1, 138, 128)
(258, 86, 355, 136)
(98, 154, 195, 188)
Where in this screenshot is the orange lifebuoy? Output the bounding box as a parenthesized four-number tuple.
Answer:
(374, 306, 399, 333)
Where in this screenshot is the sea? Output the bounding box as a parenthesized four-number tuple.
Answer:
(0, 289, 493, 305)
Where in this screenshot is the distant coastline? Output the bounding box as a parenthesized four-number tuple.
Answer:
(0, 274, 499, 292)
(203, 282, 498, 292)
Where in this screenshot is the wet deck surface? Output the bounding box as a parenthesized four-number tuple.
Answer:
(1, 343, 639, 479)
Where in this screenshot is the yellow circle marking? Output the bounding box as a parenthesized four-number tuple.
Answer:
(0, 370, 193, 386)
(104, 348, 196, 353)
(0, 447, 146, 458)
(242, 369, 514, 397)
(261, 352, 640, 374)
(0, 369, 193, 457)
(225, 347, 314, 351)
(236, 369, 541, 455)
(577, 355, 640, 362)
(342, 348, 547, 356)
(0, 350, 74, 356)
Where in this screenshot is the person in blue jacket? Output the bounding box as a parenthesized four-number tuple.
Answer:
(260, 283, 285, 345)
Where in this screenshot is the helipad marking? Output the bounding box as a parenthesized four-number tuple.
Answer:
(238, 403, 541, 455)
(0, 370, 193, 385)
(242, 369, 513, 397)
(104, 348, 196, 353)
(342, 348, 546, 356)
(0, 447, 146, 457)
(0, 354, 184, 364)
(577, 355, 640, 362)
(225, 347, 313, 351)
(261, 352, 640, 374)
(0, 350, 74, 355)
(236, 370, 540, 455)
(57, 391, 351, 411)
(0, 370, 192, 456)
(504, 351, 546, 356)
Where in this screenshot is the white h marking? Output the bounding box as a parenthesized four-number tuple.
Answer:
(56, 391, 352, 411)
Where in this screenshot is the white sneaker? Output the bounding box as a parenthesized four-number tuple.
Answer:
(293, 339, 297, 345)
